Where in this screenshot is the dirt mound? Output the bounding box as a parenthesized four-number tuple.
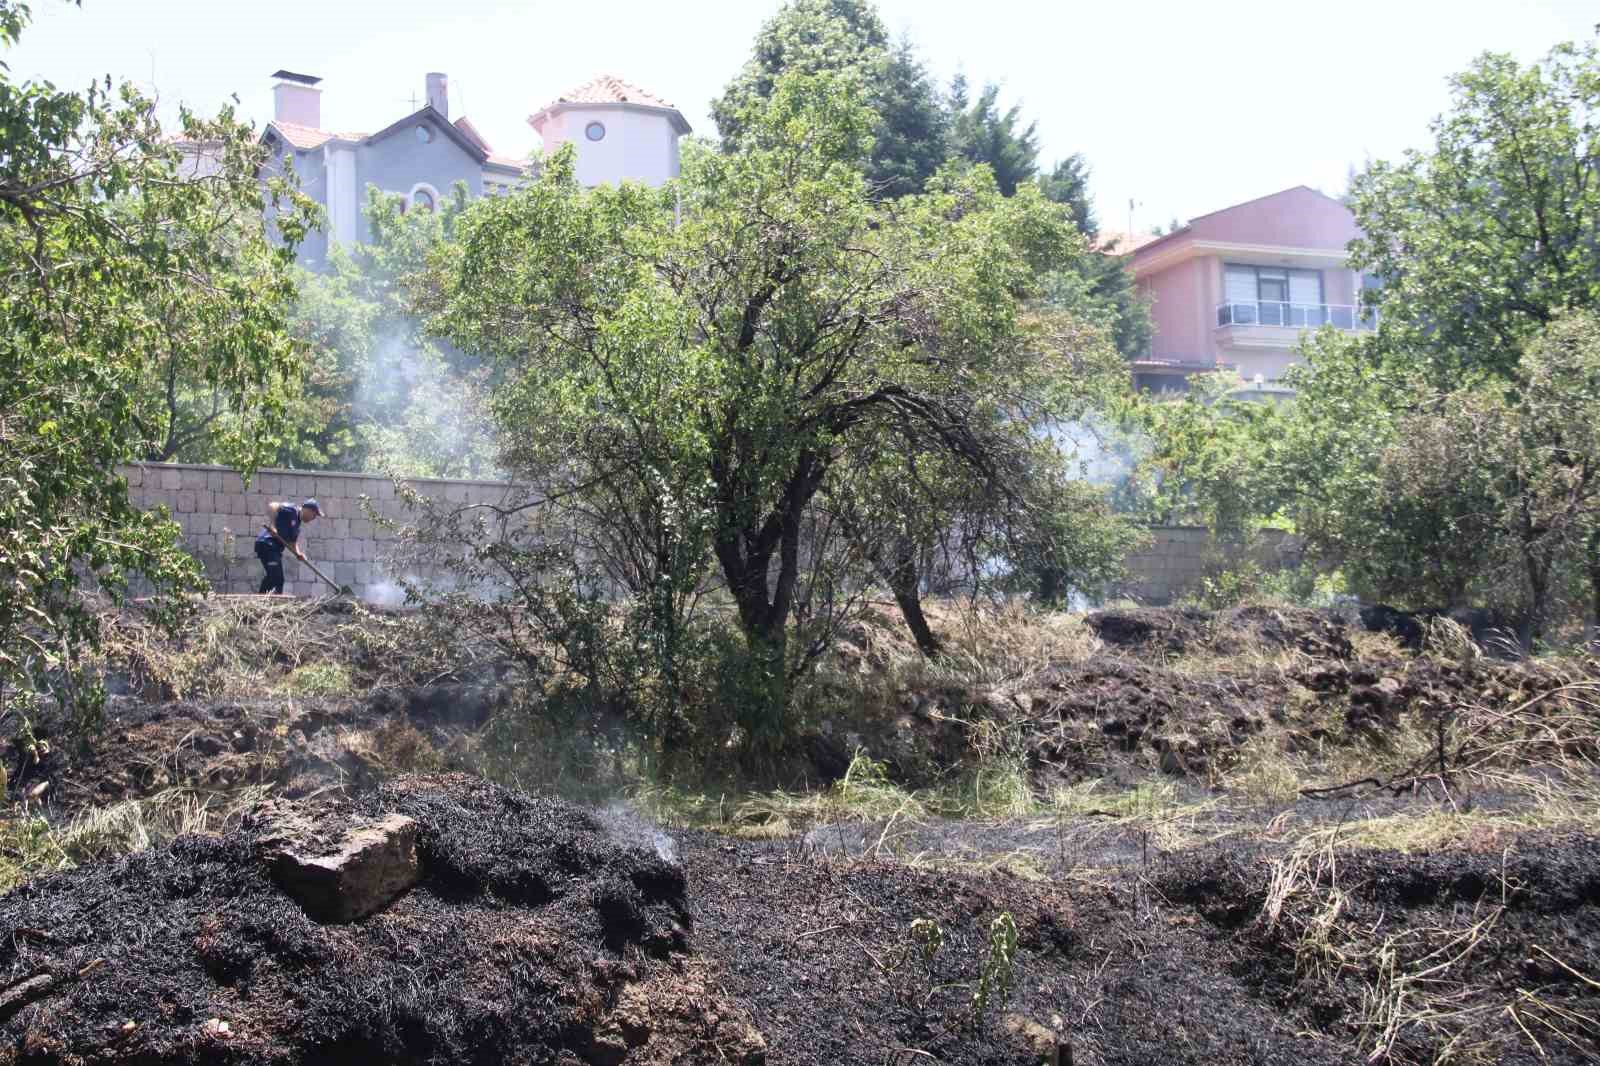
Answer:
(0, 775, 748, 1065)
(1158, 835, 1600, 1064)
(679, 832, 1349, 1066)
(1018, 658, 1279, 781)
(1086, 605, 1352, 659)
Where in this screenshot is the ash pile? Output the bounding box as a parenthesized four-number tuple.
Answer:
(0, 774, 764, 1065)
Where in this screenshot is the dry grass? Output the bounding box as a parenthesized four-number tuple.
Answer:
(1254, 808, 1600, 1065)
(0, 785, 269, 893)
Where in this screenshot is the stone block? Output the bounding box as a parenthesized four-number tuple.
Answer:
(257, 807, 420, 924)
(174, 490, 195, 514)
(350, 519, 373, 539)
(206, 471, 223, 492)
(334, 563, 358, 585)
(221, 471, 245, 494)
(179, 468, 206, 491)
(258, 473, 280, 495)
(124, 465, 143, 487)
(160, 468, 182, 490)
(376, 480, 396, 500)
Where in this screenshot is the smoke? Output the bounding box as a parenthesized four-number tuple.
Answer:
(598, 801, 678, 864)
(1050, 414, 1145, 490)
(353, 331, 504, 481)
(365, 578, 408, 608)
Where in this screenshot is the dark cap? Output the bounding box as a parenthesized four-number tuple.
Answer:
(302, 498, 322, 515)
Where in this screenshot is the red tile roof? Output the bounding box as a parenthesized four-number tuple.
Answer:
(542, 74, 675, 110)
(268, 120, 367, 150)
(1098, 230, 1159, 256)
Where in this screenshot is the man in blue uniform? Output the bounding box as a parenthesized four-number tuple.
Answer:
(256, 498, 322, 594)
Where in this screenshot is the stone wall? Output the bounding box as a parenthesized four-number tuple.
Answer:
(1115, 526, 1302, 606)
(125, 462, 1297, 606)
(121, 462, 516, 601)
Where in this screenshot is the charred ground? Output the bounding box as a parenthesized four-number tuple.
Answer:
(0, 598, 1596, 1064)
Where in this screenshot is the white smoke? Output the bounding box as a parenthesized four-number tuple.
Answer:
(1049, 414, 1145, 488)
(365, 579, 408, 607)
(598, 800, 679, 864)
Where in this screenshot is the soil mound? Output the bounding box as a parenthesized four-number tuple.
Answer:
(0, 775, 749, 1066)
(1085, 605, 1352, 659)
(1157, 835, 1600, 1065)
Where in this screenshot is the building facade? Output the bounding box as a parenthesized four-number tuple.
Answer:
(259, 70, 689, 268)
(1125, 186, 1373, 393)
(528, 75, 690, 190)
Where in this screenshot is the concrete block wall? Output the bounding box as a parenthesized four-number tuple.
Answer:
(1116, 526, 1302, 606)
(121, 462, 517, 600)
(125, 462, 1297, 607)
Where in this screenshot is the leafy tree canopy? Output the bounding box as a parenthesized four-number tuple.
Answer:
(0, 0, 313, 713)
(427, 72, 1122, 721)
(712, 0, 947, 199)
(946, 75, 1040, 197)
(1349, 37, 1600, 382)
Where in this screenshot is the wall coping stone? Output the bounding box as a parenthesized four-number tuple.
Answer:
(120, 461, 518, 494)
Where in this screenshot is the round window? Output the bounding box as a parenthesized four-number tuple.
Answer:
(415, 125, 433, 144)
(412, 188, 436, 213)
(585, 121, 606, 142)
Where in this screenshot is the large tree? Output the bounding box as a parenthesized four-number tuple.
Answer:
(1348, 37, 1600, 382)
(0, 0, 312, 716)
(712, 0, 947, 199)
(428, 72, 1115, 721)
(946, 75, 1040, 196)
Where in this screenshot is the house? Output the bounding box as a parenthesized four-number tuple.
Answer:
(1125, 186, 1372, 393)
(259, 69, 689, 267)
(528, 75, 690, 190)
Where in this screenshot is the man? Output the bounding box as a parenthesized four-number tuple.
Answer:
(256, 498, 322, 595)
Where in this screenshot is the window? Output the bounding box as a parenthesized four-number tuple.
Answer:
(408, 183, 440, 213)
(585, 121, 606, 142)
(1222, 264, 1324, 326)
(416, 125, 433, 144)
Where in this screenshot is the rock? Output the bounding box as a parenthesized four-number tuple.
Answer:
(0, 974, 55, 1023)
(717, 1020, 767, 1064)
(194, 735, 227, 756)
(1001, 1012, 1064, 1064)
(258, 809, 420, 923)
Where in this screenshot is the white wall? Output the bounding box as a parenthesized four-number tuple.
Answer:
(548, 106, 680, 188)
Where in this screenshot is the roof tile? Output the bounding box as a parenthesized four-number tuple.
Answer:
(543, 74, 675, 111)
(267, 120, 368, 151)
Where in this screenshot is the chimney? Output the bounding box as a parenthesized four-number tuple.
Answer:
(425, 72, 448, 118)
(272, 70, 322, 128)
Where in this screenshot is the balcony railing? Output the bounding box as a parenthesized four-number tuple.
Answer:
(1216, 301, 1376, 330)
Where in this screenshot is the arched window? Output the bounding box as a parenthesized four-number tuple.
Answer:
(408, 182, 440, 213)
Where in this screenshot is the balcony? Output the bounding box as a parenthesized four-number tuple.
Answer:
(1216, 301, 1376, 330)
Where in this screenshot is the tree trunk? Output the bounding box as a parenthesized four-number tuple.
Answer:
(1588, 527, 1600, 640)
(1037, 567, 1063, 606)
(885, 543, 941, 657)
(1522, 548, 1550, 654)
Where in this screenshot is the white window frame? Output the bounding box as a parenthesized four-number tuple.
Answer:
(408, 182, 441, 213)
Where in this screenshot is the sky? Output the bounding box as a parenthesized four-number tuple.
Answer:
(7, 0, 1596, 232)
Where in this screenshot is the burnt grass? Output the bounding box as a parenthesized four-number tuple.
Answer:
(2, 777, 1595, 1063)
(1, 602, 1599, 1062)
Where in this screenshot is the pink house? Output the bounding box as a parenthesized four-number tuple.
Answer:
(1126, 186, 1372, 392)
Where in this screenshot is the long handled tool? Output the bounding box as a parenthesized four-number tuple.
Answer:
(299, 555, 353, 597)
(268, 523, 352, 597)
